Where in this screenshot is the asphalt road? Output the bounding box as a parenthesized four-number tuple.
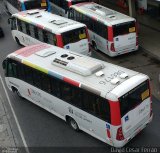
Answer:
(0, 7, 160, 153)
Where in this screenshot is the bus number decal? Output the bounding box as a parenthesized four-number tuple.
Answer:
(99, 70, 125, 85)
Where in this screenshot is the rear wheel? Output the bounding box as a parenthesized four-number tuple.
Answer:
(92, 41, 98, 51)
(12, 87, 23, 98)
(68, 117, 79, 131)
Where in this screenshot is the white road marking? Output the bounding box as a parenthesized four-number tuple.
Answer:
(0, 75, 30, 153)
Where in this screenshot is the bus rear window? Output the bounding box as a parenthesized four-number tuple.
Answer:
(62, 27, 87, 45)
(72, 0, 90, 5)
(24, 0, 48, 10)
(113, 21, 136, 37)
(119, 80, 150, 117)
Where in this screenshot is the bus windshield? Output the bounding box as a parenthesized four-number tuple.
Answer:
(119, 80, 150, 117)
(113, 21, 136, 37)
(24, 0, 48, 10)
(62, 27, 87, 45)
(72, 0, 90, 5)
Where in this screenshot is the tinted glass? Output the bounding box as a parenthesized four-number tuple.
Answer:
(119, 80, 150, 117)
(62, 27, 87, 45)
(113, 21, 136, 37)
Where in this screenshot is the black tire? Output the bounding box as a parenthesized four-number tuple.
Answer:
(92, 41, 98, 51)
(12, 87, 22, 98)
(15, 37, 21, 46)
(68, 118, 79, 131)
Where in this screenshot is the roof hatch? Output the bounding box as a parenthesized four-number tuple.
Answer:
(89, 5, 115, 17)
(52, 54, 104, 76)
(35, 49, 56, 57)
(27, 10, 39, 15)
(49, 20, 67, 25)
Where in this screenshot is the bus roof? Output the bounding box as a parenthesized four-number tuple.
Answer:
(70, 2, 135, 26)
(8, 44, 148, 100)
(12, 9, 86, 34)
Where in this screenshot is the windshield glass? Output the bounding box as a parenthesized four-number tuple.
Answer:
(119, 80, 150, 117)
(24, 0, 48, 10)
(113, 21, 136, 37)
(62, 27, 87, 45)
(72, 0, 89, 5)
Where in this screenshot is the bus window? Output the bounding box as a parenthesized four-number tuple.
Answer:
(17, 19, 23, 32)
(25, 23, 31, 35)
(62, 27, 87, 45)
(24, 0, 48, 10)
(48, 33, 56, 45)
(11, 18, 17, 30)
(119, 80, 150, 117)
(113, 21, 136, 37)
(29, 24, 35, 38)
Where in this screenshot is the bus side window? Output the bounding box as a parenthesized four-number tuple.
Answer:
(48, 32, 56, 45)
(17, 19, 23, 32)
(43, 30, 48, 43)
(24, 66, 33, 85)
(17, 63, 26, 81)
(51, 77, 61, 98)
(34, 27, 39, 39)
(25, 23, 31, 35)
(38, 28, 44, 42)
(7, 60, 18, 78)
(61, 83, 73, 102)
(41, 74, 52, 93)
(11, 18, 17, 30)
(29, 24, 35, 38)
(21, 21, 27, 34)
(32, 70, 42, 89)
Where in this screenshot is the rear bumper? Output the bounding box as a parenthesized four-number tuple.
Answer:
(113, 114, 153, 148)
(109, 45, 139, 57)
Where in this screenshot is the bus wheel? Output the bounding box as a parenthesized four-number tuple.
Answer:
(12, 87, 22, 98)
(15, 37, 21, 46)
(68, 117, 79, 131)
(92, 41, 98, 51)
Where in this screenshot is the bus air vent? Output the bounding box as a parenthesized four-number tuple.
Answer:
(119, 73, 128, 79)
(52, 56, 104, 76)
(110, 78, 120, 85)
(27, 10, 39, 15)
(35, 50, 56, 57)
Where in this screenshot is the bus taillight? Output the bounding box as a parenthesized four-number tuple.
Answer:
(116, 127, 124, 141)
(110, 43, 115, 52)
(136, 37, 138, 46)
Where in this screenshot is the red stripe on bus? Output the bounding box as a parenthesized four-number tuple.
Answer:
(75, 2, 92, 7)
(56, 34, 64, 48)
(37, 24, 44, 29)
(108, 26, 113, 42)
(15, 44, 51, 57)
(109, 100, 121, 126)
(63, 77, 80, 87)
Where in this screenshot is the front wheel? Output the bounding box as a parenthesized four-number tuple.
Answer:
(68, 118, 79, 131)
(15, 37, 21, 46)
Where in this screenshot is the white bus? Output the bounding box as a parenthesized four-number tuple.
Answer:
(8, 9, 90, 55)
(69, 2, 139, 57)
(50, 0, 89, 17)
(2, 44, 152, 147)
(4, 0, 51, 14)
